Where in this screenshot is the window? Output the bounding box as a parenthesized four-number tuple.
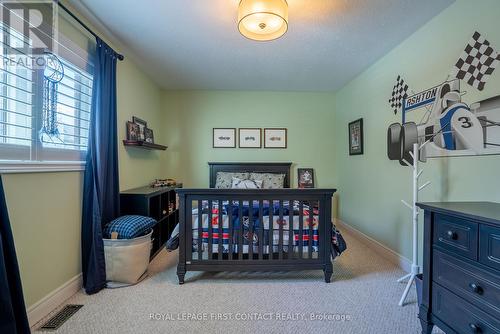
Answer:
(0, 7, 94, 172)
(39, 58, 92, 157)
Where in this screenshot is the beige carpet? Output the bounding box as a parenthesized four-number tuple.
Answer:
(34, 228, 444, 334)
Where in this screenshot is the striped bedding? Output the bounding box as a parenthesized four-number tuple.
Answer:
(191, 200, 319, 255)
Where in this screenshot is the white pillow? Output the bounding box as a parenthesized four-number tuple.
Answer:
(215, 172, 249, 188)
(249, 173, 286, 189)
(231, 177, 263, 189)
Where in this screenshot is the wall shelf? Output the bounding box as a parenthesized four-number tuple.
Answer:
(123, 140, 167, 151)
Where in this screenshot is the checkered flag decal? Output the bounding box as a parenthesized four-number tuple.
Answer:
(388, 75, 409, 114)
(450, 31, 500, 91)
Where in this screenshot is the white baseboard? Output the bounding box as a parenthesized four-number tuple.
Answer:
(335, 219, 412, 273)
(27, 273, 83, 328)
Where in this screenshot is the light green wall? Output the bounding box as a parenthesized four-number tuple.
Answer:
(117, 60, 165, 191)
(334, 0, 500, 261)
(3, 10, 166, 308)
(3, 173, 83, 308)
(161, 91, 336, 188)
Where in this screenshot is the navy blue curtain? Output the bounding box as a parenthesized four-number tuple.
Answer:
(82, 38, 120, 295)
(0, 176, 30, 334)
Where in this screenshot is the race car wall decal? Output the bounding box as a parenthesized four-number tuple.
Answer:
(387, 31, 500, 163)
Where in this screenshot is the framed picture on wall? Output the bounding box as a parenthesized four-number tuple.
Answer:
(132, 116, 147, 141)
(144, 128, 154, 143)
(264, 128, 287, 148)
(297, 168, 315, 188)
(213, 128, 236, 148)
(239, 128, 261, 148)
(348, 118, 363, 155)
(126, 121, 140, 141)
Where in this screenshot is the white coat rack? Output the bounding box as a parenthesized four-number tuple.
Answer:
(397, 142, 431, 307)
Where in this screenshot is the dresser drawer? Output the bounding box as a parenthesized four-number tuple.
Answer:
(433, 250, 500, 319)
(480, 224, 500, 271)
(434, 213, 478, 260)
(432, 283, 500, 334)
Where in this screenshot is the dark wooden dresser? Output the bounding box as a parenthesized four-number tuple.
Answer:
(416, 202, 500, 334)
(120, 184, 182, 259)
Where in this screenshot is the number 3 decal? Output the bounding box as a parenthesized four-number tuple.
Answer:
(458, 116, 473, 128)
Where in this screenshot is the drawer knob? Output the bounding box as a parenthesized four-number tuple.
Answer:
(469, 283, 484, 295)
(446, 230, 458, 240)
(469, 323, 482, 333)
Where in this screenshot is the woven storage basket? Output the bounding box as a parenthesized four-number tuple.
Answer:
(104, 229, 152, 286)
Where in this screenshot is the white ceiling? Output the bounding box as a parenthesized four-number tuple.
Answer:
(71, 0, 454, 91)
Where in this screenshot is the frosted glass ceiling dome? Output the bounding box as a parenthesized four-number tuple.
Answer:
(238, 0, 288, 41)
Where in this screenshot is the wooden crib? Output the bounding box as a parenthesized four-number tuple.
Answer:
(175, 162, 336, 284)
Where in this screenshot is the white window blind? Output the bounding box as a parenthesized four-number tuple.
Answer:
(0, 4, 94, 171)
(0, 23, 33, 162)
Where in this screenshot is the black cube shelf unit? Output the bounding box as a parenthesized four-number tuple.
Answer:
(120, 183, 182, 259)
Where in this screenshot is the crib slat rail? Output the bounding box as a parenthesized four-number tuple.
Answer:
(269, 199, 273, 260)
(289, 199, 294, 259)
(258, 199, 264, 260)
(207, 200, 213, 259)
(309, 202, 314, 259)
(197, 200, 202, 260)
(278, 200, 284, 260)
(218, 200, 223, 260)
(299, 201, 304, 258)
(176, 188, 336, 284)
(238, 200, 243, 260)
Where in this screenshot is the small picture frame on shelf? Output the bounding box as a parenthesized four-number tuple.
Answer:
(297, 168, 315, 188)
(213, 128, 236, 148)
(132, 116, 147, 141)
(239, 128, 261, 148)
(126, 121, 140, 141)
(348, 118, 363, 155)
(144, 128, 154, 143)
(264, 128, 287, 148)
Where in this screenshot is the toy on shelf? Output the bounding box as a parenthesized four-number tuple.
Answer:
(150, 179, 178, 188)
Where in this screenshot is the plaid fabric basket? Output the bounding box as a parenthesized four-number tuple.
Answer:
(103, 215, 157, 239)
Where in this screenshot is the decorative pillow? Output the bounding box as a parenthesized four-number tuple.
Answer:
(103, 215, 157, 239)
(231, 177, 263, 189)
(249, 173, 286, 189)
(215, 172, 249, 188)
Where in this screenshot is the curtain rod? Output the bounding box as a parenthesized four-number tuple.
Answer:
(56, 1, 124, 61)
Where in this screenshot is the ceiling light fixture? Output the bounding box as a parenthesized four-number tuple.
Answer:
(238, 0, 288, 41)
